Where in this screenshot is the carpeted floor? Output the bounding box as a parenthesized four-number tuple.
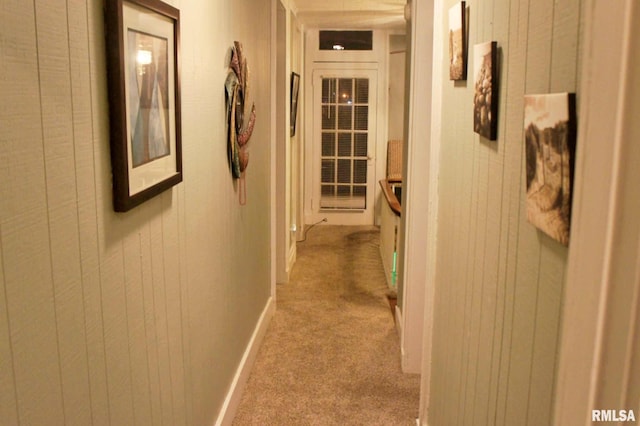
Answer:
(232, 225, 421, 425)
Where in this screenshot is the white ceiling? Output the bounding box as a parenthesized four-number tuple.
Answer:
(291, 0, 407, 30)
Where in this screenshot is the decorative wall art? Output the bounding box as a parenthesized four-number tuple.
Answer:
(105, 0, 182, 212)
(448, 1, 467, 80)
(225, 41, 256, 205)
(473, 41, 498, 140)
(524, 92, 577, 246)
(290, 72, 300, 137)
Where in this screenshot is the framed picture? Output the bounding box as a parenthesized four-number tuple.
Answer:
(473, 41, 498, 140)
(448, 1, 467, 80)
(105, 0, 182, 212)
(524, 92, 577, 245)
(290, 72, 300, 137)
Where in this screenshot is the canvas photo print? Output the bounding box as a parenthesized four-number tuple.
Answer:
(524, 92, 577, 245)
(473, 41, 498, 140)
(448, 1, 466, 80)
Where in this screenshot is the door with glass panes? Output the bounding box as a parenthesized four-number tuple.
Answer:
(311, 70, 377, 225)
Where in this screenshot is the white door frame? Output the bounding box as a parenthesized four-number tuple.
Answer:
(274, 0, 290, 284)
(305, 66, 380, 226)
(554, 1, 640, 423)
(399, 0, 437, 379)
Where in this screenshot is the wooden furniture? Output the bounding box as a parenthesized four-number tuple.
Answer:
(379, 179, 401, 290)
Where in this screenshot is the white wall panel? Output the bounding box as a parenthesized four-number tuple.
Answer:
(36, 0, 94, 422)
(2, 213, 65, 425)
(0, 0, 273, 424)
(1, 0, 65, 423)
(150, 207, 176, 425)
(0, 0, 47, 223)
(123, 231, 154, 425)
(428, 0, 584, 424)
(140, 223, 164, 425)
(162, 192, 188, 425)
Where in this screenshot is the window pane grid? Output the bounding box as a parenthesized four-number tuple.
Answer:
(319, 77, 369, 210)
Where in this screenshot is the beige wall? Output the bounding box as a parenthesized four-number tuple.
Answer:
(387, 34, 406, 142)
(0, 0, 272, 424)
(427, 0, 583, 425)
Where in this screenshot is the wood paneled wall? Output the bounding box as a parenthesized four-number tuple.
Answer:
(0, 0, 272, 424)
(429, 0, 582, 425)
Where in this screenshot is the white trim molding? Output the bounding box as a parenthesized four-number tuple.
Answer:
(397, 0, 436, 376)
(554, 1, 640, 424)
(214, 297, 276, 426)
(419, 0, 443, 419)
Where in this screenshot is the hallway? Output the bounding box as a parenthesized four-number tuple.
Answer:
(233, 226, 420, 425)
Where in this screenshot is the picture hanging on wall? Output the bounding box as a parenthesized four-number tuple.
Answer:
(290, 72, 301, 136)
(473, 41, 498, 140)
(448, 1, 467, 80)
(105, 0, 183, 212)
(225, 41, 256, 205)
(524, 92, 577, 246)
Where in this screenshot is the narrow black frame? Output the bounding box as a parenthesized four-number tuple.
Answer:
(290, 72, 300, 137)
(105, 0, 182, 212)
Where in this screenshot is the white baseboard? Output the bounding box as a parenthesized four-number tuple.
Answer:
(416, 416, 431, 426)
(214, 296, 275, 426)
(288, 243, 296, 273)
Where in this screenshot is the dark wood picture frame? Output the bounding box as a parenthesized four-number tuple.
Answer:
(290, 72, 300, 137)
(105, 0, 182, 212)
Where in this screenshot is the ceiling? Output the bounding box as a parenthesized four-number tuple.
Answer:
(291, 0, 407, 30)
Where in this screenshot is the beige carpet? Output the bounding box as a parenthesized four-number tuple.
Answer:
(233, 225, 421, 425)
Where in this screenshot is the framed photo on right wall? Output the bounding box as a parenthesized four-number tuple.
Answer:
(473, 41, 498, 140)
(448, 1, 467, 80)
(524, 92, 577, 246)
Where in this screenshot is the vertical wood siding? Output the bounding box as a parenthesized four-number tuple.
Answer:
(429, 0, 583, 425)
(0, 0, 272, 424)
